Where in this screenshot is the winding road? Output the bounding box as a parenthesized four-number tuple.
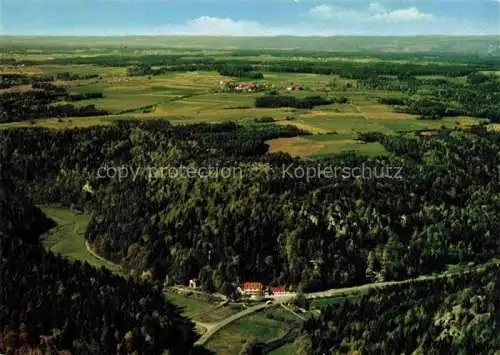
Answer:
(42, 206, 500, 348)
(80, 239, 500, 347)
(194, 261, 500, 345)
(194, 302, 271, 346)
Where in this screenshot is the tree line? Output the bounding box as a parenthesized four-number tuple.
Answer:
(0, 175, 210, 354)
(255, 95, 335, 109)
(0, 72, 100, 89)
(15, 52, 494, 80)
(374, 72, 500, 121)
(0, 84, 107, 123)
(297, 264, 500, 354)
(217, 64, 264, 79)
(0, 120, 498, 296)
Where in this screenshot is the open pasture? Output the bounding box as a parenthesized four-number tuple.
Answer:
(205, 307, 300, 355)
(40, 205, 122, 274)
(266, 134, 387, 157)
(0, 60, 487, 156)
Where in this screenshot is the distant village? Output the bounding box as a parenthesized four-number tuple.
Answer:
(217, 80, 303, 93)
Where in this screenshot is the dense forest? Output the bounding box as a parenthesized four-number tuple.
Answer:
(6, 53, 497, 78)
(119, 59, 488, 80)
(66, 92, 104, 101)
(0, 74, 54, 88)
(0, 82, 107, 123)
(371, 72, 500, 121)
(217, 64, 264, 79)
(299, 265, 500, 354)
(0, 167, 207, 354)
(1, 121, 498, 295)
(126, 62, 263, 79)
(255, 95, 334, 109)
(0, 73, 100, 89)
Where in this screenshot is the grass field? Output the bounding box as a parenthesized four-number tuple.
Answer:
(164, 292, 219, 320)
(197, 304, 245, 324)
(40, 205, 235, 324)
(164, 292, 242, 324)
(205, 307, 301, 355)
(0, 64, 487, 156)
(269, 341, 299, 355)
(40, 205, 122, 273)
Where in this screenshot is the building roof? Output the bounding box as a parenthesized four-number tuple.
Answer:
(243, 282, 263, 290)
(271, 286, 286, 293)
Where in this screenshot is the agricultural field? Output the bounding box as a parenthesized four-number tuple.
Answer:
(205, 307, 302, 355)
(164, 292, 244, 327)
(1, 53, 491, 157)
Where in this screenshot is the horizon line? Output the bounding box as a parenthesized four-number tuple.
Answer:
(1, 34, 499, 37)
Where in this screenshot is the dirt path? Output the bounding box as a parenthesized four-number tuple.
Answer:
(84, 241, 122, 271)
(196, 259, 500, 345)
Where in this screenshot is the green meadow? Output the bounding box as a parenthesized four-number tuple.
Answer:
(205, 307, 301, 355)
(1, 67, 484, 156)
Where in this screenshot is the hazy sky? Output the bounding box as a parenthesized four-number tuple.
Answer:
(1, 0, 499, 36)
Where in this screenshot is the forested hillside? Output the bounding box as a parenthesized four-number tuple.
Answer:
(370, 72, 500, 121)
(0, 77, 107, 123)
(299, 265, 500, 354)
(0, 171, 203, 353)
(1, 121, 498, 295)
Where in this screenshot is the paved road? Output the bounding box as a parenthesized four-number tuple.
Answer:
(193, 262, 500, 346)
(194, 302, 270, 346)
(193, 280, 420, 346)
(304, 262, 499, 300)
(85, 231, 500, 348)
(45, 208, 500, 348)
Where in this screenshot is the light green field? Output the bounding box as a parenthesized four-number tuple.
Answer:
(269, 342, 299, 355)
(164, 292, 242, 323)
(164, 292, 219, 320)
(0, 66, 486, 156)
(40, 206, 234, 323)
(489, 124, 500, 132)
(40, 205, 122, 273)
(205, 307, 300, 355)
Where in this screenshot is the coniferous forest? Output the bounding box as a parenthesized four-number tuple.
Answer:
(1, 35, 499, 354)
(298, 266, 500, 354)
(1, 121, 499, 295)
(0, 171, 209, 354)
